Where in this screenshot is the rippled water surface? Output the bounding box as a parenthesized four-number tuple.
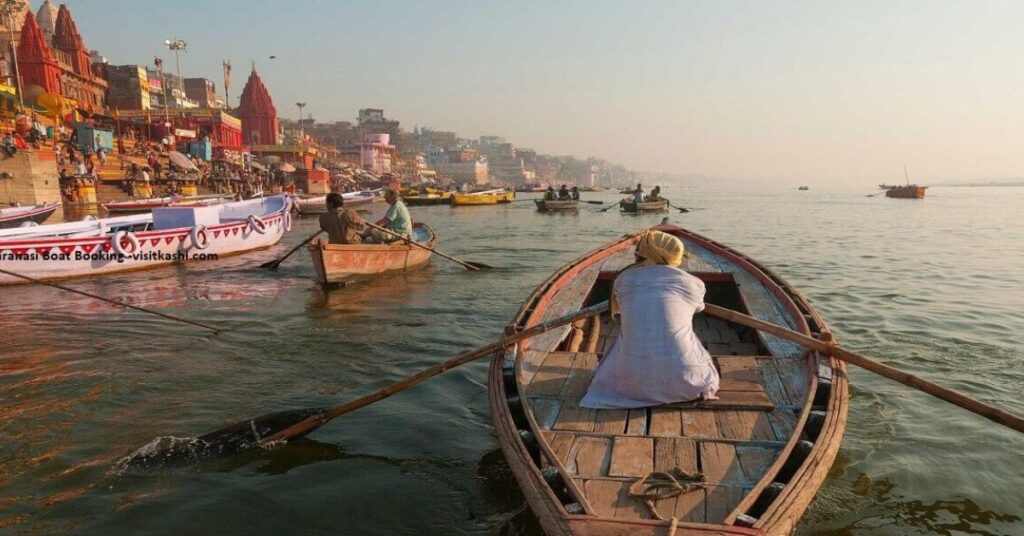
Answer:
(2, 186, 1022, 535)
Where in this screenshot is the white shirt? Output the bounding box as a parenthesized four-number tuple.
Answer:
(580, 264, 720, 409)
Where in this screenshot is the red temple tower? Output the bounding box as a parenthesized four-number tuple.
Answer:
(238, 66, 279, 145)
(15, 12, 61, 94)
(52, 4, 92, 81)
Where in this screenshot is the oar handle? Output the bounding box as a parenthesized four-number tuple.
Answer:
(260, 300, 611, 444)
(702, 304, 1024, 434)
(364, 221, 479, 271)
(0, 267, 221, 332)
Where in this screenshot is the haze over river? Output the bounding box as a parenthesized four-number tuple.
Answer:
(2, 186, 1022, 535)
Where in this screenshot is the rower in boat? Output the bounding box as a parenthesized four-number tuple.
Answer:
(545, 186, 557, 201)
(365, 188, 411, 243)
(649, 185, 661, 200)
(570, 186, 580, 200)
(319, 192, 366, 244)
(581, 229, 720, 408)
(558, 184, 571, 200)
(633, 183, 645, 203)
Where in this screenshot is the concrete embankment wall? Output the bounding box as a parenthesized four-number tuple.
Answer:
(0, 149, 61, 206)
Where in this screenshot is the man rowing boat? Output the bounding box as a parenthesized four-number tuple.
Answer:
(580, 230, 720, 408)
(365, 188, 411, 243)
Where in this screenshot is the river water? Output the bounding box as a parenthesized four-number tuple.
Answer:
(1, 186, 1022, 535)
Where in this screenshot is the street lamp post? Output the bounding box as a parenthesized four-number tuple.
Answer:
(163, 39, 187, 99)
(1, 0, 25, 106)
(154, 57, 169, 125)
(295, 102, 306, 140)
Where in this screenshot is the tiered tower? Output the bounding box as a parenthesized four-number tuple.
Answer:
(238, 66, 279, 145)
(15, 12, 61, 95)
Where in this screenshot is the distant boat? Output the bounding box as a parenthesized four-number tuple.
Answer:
(879, 184, 927, 199)
(581, 186, 605, 192)
(798, 186, 809, 191)
(880, 165, 927, 199)
(0, 203, 59, 228)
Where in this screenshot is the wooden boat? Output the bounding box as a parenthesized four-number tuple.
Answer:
(879, 184, 927, 199)
(101, 194, 231, 214)
(294, 191, 377, 215)
(582, 186, 606, 192)
(489, 223, 848, 535)
(403, 191, 452, 206)
(308, 223, 436, 285)
(620, 198, 669, 213)
(535, 199, 579, 212)
(0, 203, 59, 229)
(450, 189, 515, 206)
(0, 195, 292, 285)
(797, 186, 809, 191)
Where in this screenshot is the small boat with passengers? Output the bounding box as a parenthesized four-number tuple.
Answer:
(489, 223, 847, 534)
(535, 199, 579, 212)
(620, 198, 669, 213)
(0, 195, 292, 285)
(878, 184, 927, 199)
(450, 189, 515, 206)
(0, 202, 60, 229)
(294, 191, 377, 215)
(308, 222, 436, 285)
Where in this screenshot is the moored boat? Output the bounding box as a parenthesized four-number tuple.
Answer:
(450, 189, 515, 206)
(0, 203, 59, 229)
(489, 223, 847, 534)
(0, 195, 292, 285)
(879, 184, 927, 199)
(535, 199, 579, 212)
(308, 223, 436, 284)
(294, 191, 377, 215)
(403, 190, 452, 206)
(620, 198, 669, 213)
(101, 194, 232, 214)
(582, 186, 605, 192)
(797, 186, 809, 191)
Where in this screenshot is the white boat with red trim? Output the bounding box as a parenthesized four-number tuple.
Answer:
(0, 195, 292, 285)
(0, 203, 60, 229)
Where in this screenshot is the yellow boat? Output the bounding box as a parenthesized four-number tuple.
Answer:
(450, 189, 515, 206)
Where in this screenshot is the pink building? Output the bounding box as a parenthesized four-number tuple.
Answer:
(360, 133, 397, 174)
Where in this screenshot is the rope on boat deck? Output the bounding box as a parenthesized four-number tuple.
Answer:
(628, 468, 707, 534)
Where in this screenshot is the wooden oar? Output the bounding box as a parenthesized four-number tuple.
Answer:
(866, 189, 887, 197)
(124, 301, 610, 464)
(0, 267, 220, 332)
(259, 230, 322, 269)
(665, 200, 691, 213)
(599, 200, 624, 212)
(364, 222, 492, 270)
(702, 304, 1024, 434)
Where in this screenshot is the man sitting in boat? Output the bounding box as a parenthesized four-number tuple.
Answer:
(580, 230, 720, 409)
(545, 186, 556, 201)
(319, 193, 366, 244)
(365, 188, 411, 243)
(570, 186, 580, 200)
(558, 184, 571, 200)
(649, 185, 661, 200)
(633, 183, 645, 204)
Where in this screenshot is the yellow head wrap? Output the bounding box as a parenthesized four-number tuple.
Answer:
(635, 230, 685, 267)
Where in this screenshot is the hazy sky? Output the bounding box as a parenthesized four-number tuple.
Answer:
(65, 0, 1024, 183)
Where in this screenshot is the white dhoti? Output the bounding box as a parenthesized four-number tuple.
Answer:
(580, 264, 719, 409)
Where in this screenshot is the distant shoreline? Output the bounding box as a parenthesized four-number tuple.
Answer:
(939, 181, 1024, 187)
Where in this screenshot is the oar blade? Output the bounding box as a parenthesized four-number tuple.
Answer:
(464, 261, 493, 270)
(259, 259, 282, 269)
(116, 407, 328, 471)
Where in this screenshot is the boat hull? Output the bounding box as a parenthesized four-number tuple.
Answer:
(0, 196, 291, 285)
(403, 194, 451, 206)
(488, 225, 849, 535)
(294, 193, 376, 215)
(0, 203, 59, 229)
(450, 191, 515, 205)
(884, 186, 927, 199)
(535, 199, 579, 212)
(308, 223, 436, 284)
(620, 199, 669, 212)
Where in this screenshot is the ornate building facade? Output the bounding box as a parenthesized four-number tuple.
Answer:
(237, 66, 279, 145)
